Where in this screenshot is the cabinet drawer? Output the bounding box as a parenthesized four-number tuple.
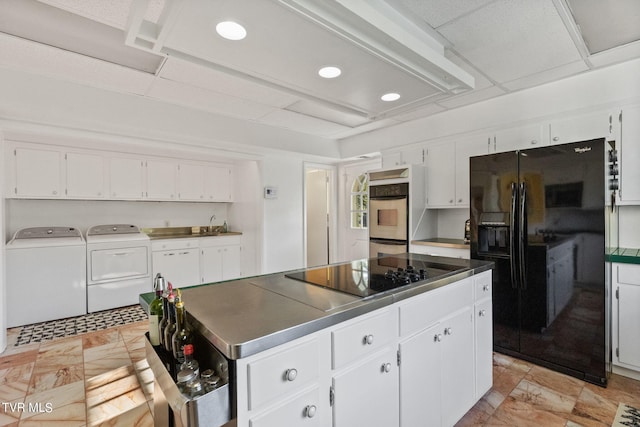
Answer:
(200, 235, 241, 247)
(399, 278, 472, 338)
(151, 238, 199, 251)
(474, 271, 492, 302)
(249, 387, 322, 427)
(618, 264, 640, 286)
(247, 338, 319, 410)
(331, 309, 396, 370)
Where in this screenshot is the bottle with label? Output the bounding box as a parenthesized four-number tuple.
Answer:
(172, 299, 193, 365)
(223, 220, 228, 233)
(148, 277, 164, 346)
(158, 282, 173, 348)
(163, 289, 177, 353)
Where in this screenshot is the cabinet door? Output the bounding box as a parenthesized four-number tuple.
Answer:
(455, 138, 490, 206)
(614, 264, 640, 369)
(399, 323, 441, 427)
(332, 347, 399, 427)
(381, 150, 403, 169)
(222, 245, 241, 280)
(146, 160, 177, 200)
(14, 147, 63, 198)
(206, 165, 233, 202)
(441, 307, 475, 427)
(426, 143, 455, 207)
(152, 248, 200, 288)
(549, 111, 611, 146)
(249, 387, 323, 427)
(201, 247, 223, 284)
(110, 157, 144, 199)
(65, 152, 105, 198)
(178, 163, 205, 201)
(494, 123, 545, 152)
(475, 298, 493, 399)
(619, 105, 640, 203)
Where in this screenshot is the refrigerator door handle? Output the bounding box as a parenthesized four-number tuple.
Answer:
(510, 182, 518, 289)
(519, 181, 528, 290)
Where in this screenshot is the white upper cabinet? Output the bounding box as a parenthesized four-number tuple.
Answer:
(426, 142, 455, 207)
(178, 162, 206, 201)
(381, 146, 424, 169)
(65, 152, 106, 198)
(12, 146, 63, 198)
(493, 123, 546, 152)
(618, 105, 640, 204)
(548, 110, 612, 145)
(426, 136, 487, 208)
(109, 156, 144, 199)
(206, 165, 233, 202)
(456, 137, 490, 206)
(145, 159, 177, 200)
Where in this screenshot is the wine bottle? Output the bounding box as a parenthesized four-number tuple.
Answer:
(148, 282, 164, 346)
(172, 300, 193, 365)
(158, 282, 173, 348)
(163, 290, 177, 353)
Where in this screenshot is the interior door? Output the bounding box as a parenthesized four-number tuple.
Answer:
(306, 168, 330, 267)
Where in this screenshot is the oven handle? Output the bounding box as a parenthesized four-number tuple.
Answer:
(370, 196, 408, 201)
(369, 239, 407, 245)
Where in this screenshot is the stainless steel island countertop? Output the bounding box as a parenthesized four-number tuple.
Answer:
(141, 253, 493, 360)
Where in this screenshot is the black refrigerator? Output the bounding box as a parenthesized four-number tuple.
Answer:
(470, 138, 608, 386)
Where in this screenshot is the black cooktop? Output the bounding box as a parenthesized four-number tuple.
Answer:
(285, 255, 464, 298)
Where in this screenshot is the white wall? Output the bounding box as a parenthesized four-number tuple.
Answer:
(228, 160, 262, 277)
(0, 133, 6, 351)
(5, 199, 228, 240)
(261, 157, 305, 274)
(435, 208, 469, 240)
(619, 206, 640, 248)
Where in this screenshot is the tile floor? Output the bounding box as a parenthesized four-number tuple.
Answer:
(1, 319, 640, 426)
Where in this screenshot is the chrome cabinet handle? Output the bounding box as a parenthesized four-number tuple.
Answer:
(305, 405, 317, 418)
(479, 310, 487, 317)
(284, 368, 297, 382)
(381, 362, 392, 373)
(434, 334, 442, 342)
(553, 136, 560, 142)
(363, 334, 374, 345)
(444, 327, 453, 335)
(483, 285, 490, 292)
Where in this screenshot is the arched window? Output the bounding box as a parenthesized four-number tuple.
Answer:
(350, 173, 368, 229)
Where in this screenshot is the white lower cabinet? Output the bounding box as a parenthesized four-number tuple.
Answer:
(332, 346, 399, 427)
(236, 271, 493, 427)
(473, 271, 493, 399)
(613, 263, 640, 376)
(201, 237, 241, 283)
(151, 239, 200, 288)
(399, 307, 474, 427)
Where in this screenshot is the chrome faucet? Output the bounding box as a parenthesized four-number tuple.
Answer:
(209, 214, 216, 229)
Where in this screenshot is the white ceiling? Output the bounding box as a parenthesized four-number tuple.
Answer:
(1, 0, 639, 142)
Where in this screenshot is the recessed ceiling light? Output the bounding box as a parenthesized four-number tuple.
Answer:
(318, 66, 342, 79)
(381, 92, 401, 102)
(215, 21, 247, 41)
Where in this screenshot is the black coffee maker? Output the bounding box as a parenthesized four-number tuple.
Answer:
(464, 219, 471, 244)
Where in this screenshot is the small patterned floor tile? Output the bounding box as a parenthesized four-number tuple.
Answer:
(14, 306, 148, 347)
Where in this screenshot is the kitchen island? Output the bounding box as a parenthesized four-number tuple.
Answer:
(143, 253, 493, 427)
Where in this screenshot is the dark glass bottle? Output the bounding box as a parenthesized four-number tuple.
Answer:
(158, 282, 173, 348)
(163, 290, 177, 353)
(172, 300, 193, 366)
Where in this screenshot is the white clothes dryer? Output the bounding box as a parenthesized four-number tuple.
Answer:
(6, 226, 87, 327)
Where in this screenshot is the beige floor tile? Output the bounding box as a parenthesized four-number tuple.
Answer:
(83, 328, 122, 350)
(84, 354, 133, 380)
(0, 362, 34, 402)
(19, 401, 86, 426)
(86, 370, 142, 408)
(509, 378, 577, 414)
(0, 397, 24, 426)
(28, 364, 84, 395)
(84, 340, 128, 364)
(22, 380, 85, 419)
(91, 399, 154, 427)
(87, 387, 148, 426)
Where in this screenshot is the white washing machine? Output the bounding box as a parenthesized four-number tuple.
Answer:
(6, 226, 87, 327)
(86, 224, 152, 312)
